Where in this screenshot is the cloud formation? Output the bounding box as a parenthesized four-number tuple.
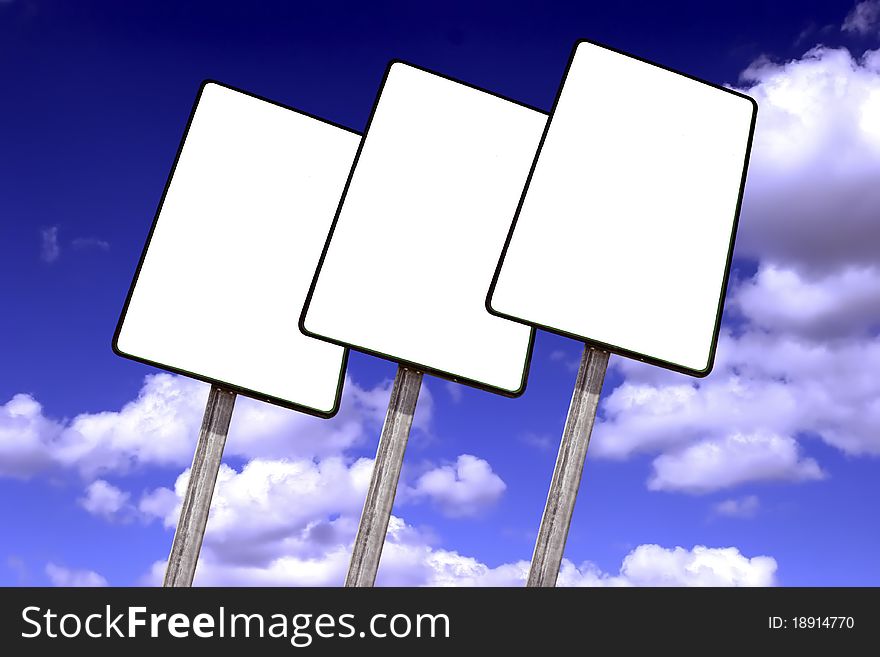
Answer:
(648, 432, 823, 494)
(141, 457, 373, 567)
(733, 265, 880, 340)
(593, 330, 880, 491)
(132, 440, 774, 587)
(843, 1, 880, 35)
(735, 46, 880, 272)
(146, 541, 776, 588)
(408, 455, 507, 517)
(45, 563, 108, 587)
(79, 480, 133, 521)
(40, 226, 60, 263)
(5, 372, 537, 586)
(713, 495, 760, 519)
(0, 372, 432, 480)
(72, 237, 111, 251)
(411, 542, 777, 587)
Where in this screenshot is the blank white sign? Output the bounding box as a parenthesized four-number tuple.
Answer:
(489, 41, 756, 375)
(301, 63, 546, 395)
(114, 82, 359, 415)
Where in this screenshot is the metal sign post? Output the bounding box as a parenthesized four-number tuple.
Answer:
(488, 40, 757, 586)
(346, 367, 422, 587)
(527, 346, 608, 587)
(113, 82, 361, 587)
(164, 386, 236, 587)
(300, 62, 546, 586)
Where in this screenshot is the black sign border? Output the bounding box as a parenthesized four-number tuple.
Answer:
(300, 60, 541, 398)
(486, 38, 758, 378)
(112, 80, 356, 418)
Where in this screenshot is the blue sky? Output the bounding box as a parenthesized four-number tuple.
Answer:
(1, 0, 879, 586)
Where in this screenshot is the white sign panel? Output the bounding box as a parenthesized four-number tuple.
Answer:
(114, 82, 359, 416)
(489, 40, 756, 376)
(301, 63, 546, 395)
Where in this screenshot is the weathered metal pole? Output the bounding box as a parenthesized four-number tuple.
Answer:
(163, 385, 236, 587)
(345, 366, 423, 587)
(527, 346, 609, 587)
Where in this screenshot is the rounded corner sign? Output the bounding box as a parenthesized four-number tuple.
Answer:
(488, 40, 757, 376)
(114, 83, 360, 416)
(300, 63, 546, 396)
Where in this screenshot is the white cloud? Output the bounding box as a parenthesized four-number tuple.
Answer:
(607, 544, 776, 587)
(150, 550, 352, 587)
(0, 372, 424, 480)
(843, 0, 880, 34)
(0, 394, 63, 479)
(473, 545, 777, 587)
(178, 516, 436, 587)
(40, 226, 59, 263)
(223, 377, 417, 462)
(52, 375, 210, 476)
(72, 237, 111, 251)
(464, 545, 777, 587)
(734, 264, 880, 339)
(133, 445, 773, 587)
(519, 432, 554, 451)
(45, 563, 108, 587)
(144, 541, 775, 588)
(714, 495, 760, 519)
(141, 454, 505, 575)
(549, 349, 579, 372)
(137, 486, 178, 522)
(444, 382, 463, 403)
(136, 459, 466, 586)
(141, 457, 373, 566)
(593, 329, 880, 491)
(79, 480, 132, 521)
(735, 46, 880, 272)
(648, 433, 823, 494)
(408, 455, 506, 517)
